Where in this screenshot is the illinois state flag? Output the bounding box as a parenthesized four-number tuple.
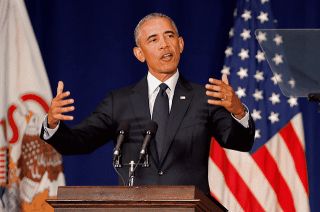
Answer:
(209, 0, 309, 211)
(0, 0, 65, 211)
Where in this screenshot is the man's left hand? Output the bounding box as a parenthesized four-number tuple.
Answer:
(205, 73, 246, 119)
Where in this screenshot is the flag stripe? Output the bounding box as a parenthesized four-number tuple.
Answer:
(209, 157, 244, 212)
(211, 140, 265, 211)
(266, 127, 310, 212)
(279, 121, 309, 194)
(224, 148, 282, 211)
(252, 146, 295, 211)
(290, 113, 305, 149)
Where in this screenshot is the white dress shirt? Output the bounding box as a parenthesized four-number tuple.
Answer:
(147, 70, 179, 118)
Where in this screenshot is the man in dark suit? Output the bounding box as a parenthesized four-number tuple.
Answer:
(41, 13, 255, 195)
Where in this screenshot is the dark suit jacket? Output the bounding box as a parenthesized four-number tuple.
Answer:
(41, 76, 255, 195)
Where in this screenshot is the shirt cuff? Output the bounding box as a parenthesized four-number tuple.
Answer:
(41, 115, 60, 140)
(231, 104, 250, 128)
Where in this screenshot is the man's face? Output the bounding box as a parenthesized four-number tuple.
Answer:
(134, 17, 184, 80)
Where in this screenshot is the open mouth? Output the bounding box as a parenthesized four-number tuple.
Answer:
(161, 53, 173, 61)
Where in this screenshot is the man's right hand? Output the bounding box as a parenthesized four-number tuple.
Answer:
(47, 81, 75, 129)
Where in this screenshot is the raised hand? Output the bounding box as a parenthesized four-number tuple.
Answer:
(205, 74, 246, 119)
(47, 81, 75, 128)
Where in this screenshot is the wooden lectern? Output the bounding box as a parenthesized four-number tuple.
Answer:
(47, 186, 226, 211)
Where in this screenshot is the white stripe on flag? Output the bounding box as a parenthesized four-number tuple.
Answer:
(291, 113, 306, 150)
(208, 157, 244, 212)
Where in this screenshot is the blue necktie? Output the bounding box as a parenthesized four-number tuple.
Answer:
(152, 83, 169, 159)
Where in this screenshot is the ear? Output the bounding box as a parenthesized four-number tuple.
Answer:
(178, 37, 184, 53)
(133, 47, 145, 62)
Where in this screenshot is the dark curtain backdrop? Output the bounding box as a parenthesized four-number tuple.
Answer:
(24, 0, 320, 211)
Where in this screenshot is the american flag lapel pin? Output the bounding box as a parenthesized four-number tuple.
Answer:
(180, 96, 186, 100)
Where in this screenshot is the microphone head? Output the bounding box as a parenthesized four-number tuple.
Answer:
(145, 121, 158, 135)
(117, 121, 129, 134)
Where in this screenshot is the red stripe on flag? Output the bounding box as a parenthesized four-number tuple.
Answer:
(279, 122, 309, 194)
(252, 146, 295, 211)
(211, 139, 264, 211)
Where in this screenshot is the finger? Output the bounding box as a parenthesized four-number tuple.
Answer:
(205, 84, 222, 92)
(56, 99, 74, 107)
(207, 99, 225, 106)
(56, 91, 71, 100)
(57, 81, 64, 96)
(55, 106, 75, 114)
(208, 78, 222, 85)
(222, 73, 229, 85)
(206, 90, 224, 99)
(56, 114, 74, 121)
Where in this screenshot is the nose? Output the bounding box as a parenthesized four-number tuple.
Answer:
(159, 36, 169, 49)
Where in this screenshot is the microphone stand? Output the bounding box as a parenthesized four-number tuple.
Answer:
(128, 161, 135, 186)
(113, 153, 150, 186)
(126, 153, 150, 186)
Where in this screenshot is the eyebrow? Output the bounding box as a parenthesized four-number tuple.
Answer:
(164, 30, 175, 35)
(147, 34, 157, 41)
(146, 30, 177, 41)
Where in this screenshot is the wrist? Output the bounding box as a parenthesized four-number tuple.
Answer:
(233, 105, 247, 119)
(47, 117, 58, 129)
(48, 122, 58, 129)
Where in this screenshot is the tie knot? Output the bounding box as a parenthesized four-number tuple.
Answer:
(159, 83, 168, 92)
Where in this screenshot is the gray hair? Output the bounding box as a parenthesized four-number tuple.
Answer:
(134, 13, 179, 46)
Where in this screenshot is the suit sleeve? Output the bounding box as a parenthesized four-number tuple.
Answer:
(40, 93, 116, 155)
(209, 105, 255, 152)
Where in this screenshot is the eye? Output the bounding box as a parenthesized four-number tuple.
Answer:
(148, 38, 157, 43)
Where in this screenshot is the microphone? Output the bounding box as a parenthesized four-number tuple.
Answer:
(113, 121, 129, 160)
(139, 121, 158, 160)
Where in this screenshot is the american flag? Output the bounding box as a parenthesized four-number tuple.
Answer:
(208, 0, 310, 211)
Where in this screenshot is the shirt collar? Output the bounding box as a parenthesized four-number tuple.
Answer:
(147, 70, 179, 95)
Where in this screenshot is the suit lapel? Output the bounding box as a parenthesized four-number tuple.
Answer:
(130, 77, 160, 166)
(159, 77, 194, 164)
